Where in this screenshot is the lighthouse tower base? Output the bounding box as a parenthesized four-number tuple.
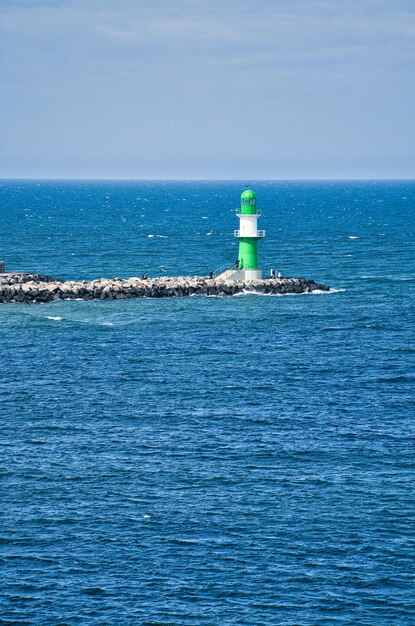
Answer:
(217, 268, 263, 282)
(243, 269, 262, 281)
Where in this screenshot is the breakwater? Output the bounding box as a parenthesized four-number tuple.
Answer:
(0, 273, 330, 303)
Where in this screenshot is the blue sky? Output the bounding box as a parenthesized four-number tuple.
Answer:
(1, 0, 414, 179)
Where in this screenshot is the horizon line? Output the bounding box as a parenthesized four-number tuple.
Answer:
(1, 177, 414, 182)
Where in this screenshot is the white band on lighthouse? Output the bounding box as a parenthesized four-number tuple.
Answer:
(237, 214, 259, 237)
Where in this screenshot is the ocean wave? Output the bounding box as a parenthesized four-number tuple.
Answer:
(360, 275, 415, 282)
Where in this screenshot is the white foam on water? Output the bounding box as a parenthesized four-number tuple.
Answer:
(348, 236, 359, 239)
(155, 235, 168, 238)
(233, 288, 345, 297)
(101, 322, 114, 326)
(46, 316, 63, 321)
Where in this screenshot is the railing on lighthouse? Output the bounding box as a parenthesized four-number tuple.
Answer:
(234, 229, 265, 238)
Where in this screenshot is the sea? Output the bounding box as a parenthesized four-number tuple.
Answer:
(0, 180, 414, 625)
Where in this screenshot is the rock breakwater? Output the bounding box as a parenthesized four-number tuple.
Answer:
(0, 273, 330, 303)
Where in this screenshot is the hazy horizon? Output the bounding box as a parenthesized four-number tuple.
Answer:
(1, 177, 414, 182)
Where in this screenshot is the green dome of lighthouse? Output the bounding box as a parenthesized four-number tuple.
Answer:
(240, 189, 257, 214)
(241, 189, 256, 201)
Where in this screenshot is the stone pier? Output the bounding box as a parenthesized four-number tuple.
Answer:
(0, 273, 330, 304)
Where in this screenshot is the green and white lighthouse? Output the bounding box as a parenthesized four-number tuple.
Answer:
(234, 189, 265, 280)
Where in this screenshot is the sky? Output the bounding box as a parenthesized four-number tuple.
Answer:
(0, 0, 414, 179)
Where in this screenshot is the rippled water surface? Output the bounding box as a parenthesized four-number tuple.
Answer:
(1, 180, 414, 625)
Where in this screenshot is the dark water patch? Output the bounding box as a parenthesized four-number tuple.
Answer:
(81, 587, 107, 596)
(377, 375, 415, 383)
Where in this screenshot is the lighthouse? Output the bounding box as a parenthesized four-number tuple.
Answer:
(234, 189, 265, 280)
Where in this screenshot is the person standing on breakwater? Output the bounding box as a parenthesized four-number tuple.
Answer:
(270, 268, 275, 278)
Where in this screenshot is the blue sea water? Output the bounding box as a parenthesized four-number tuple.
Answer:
(0, 180, 414, 625)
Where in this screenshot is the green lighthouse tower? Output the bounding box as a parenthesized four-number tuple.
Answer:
(234, 189, 265, 280)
